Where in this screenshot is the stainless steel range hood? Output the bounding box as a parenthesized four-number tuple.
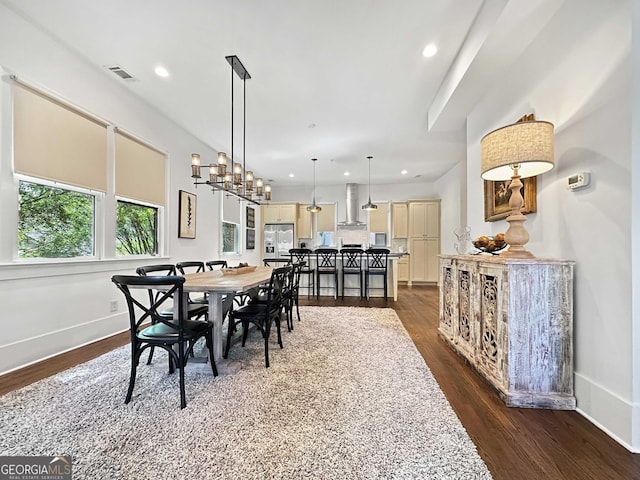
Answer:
(337, 183, 366, 227)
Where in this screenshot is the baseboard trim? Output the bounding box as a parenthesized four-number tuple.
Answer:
(0, 328, 129, 396)
(574, 371, 638, 452)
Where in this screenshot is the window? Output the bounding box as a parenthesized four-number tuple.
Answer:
(317, 231, 334, 247)
(222, 221, 239, 254)
(116, 200, 158, 256)
(18, 180, 95, 258)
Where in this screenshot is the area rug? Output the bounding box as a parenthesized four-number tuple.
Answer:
(0, 307, 491, 479)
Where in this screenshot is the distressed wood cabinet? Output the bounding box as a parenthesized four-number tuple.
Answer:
(439, 254, 576, 409)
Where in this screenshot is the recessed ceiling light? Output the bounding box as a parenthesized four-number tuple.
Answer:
(422, 43, 438, 58)
(401, 169, 408, 175)
(154, 65, 169, 77)
(344, 171, 350, 176)
(289, 173, 295, 178)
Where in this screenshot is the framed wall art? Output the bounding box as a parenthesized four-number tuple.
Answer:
(246, 206, 255, 228)
(246, 228, 255, 250)
(484, 177, 537, 222)
(178, 190, 197, 238)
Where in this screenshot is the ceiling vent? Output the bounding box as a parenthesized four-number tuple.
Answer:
(106, 65, 136, 81)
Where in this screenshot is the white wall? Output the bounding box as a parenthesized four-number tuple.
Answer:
(0, 4, 259, 375)
(434, 161, 465, 255)
(465, 0, 636, 449)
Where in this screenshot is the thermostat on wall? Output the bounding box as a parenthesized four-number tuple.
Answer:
(566, 172, 590, 190)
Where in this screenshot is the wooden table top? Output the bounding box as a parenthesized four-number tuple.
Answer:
(182, 266, 273, 293)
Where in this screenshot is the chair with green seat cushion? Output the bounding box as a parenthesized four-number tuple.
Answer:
(136, 264, 209, 364)
(111, 274, 217, 409)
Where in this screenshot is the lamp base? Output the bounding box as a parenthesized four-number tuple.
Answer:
(499, 172, 535, 259)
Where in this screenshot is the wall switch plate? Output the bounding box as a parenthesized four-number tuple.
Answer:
(110, 300, 118, 312)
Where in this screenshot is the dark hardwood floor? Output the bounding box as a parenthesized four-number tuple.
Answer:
(2, 285, 638, 479)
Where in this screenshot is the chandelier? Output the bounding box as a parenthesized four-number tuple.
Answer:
(190, 55, 271, 205)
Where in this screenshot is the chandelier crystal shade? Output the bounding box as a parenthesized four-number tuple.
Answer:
(189, 55, 271, 204)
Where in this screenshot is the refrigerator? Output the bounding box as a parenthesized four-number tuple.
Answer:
(264, 224, 294, 256)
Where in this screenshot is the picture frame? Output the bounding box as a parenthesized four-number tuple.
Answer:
(246, 206, 255, 229)
(484, 177, 537, 222)
(246, 228, 255, 250)
(178, 190, 197, 238)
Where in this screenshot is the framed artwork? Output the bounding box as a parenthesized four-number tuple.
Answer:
(178, 190, 197, 238)
(246, 228, 255, 250)
(246, 206, 255, 229)
(484, 177, 537, 222)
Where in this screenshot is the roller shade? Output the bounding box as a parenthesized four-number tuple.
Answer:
(223, 195, 241, 224)
(115, 132, 166, 206)
(13, 84, 108, 191)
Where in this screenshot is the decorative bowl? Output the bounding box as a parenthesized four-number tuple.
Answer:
(472, 235, 507, 254)
(221, 265, 257, 275)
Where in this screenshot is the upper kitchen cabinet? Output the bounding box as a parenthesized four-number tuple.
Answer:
(392, 203, 408, 238)
(262, 203, 297, 224)
(297, 204, 312, 238)
(368, 202, 389, 233)
(409, 201, 439, 238)
(317, 203, 336, 232)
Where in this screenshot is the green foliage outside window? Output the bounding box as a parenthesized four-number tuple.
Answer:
(222, 221, 238, 253)
(18, 181, 94, 258)
(116, 201, 158, 255)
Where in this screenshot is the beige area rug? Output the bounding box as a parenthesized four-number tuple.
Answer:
(0, 306, 492, 479)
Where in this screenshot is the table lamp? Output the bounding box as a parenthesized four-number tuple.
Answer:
(480, 116, 554, 258)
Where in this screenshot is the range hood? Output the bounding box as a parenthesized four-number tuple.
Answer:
(337, 183, 367, 227)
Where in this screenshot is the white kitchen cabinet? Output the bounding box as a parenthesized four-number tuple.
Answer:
(392, 203, 408, 238)
(408, 201, 440, 284)
(263, 204, 297, 224)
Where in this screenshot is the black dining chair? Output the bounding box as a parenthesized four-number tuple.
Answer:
(111, 274, 217, 409)
(315, 248, 339, 299)
(176, 261, 207, 304)
(340, 248, 364, 299)
(263, 257, 291, 267)
(364, 248, 390, 300)
(289, 248, 315, 298)
(136, 264, 209, 364)
(206, 260, 228, 270)
(224, 265, 290, 368)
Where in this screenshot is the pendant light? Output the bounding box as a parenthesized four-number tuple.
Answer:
(362, 155, 378, 211)
(306, 158, 322, 213)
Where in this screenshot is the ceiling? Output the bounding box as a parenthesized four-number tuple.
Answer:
(2, 0, 508, 188)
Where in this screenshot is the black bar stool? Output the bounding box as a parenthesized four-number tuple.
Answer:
(364, 248, 390, 300)
(340, 248, 364, 299)
(289, 248, 315, 297)
(315, 248, 338, 299)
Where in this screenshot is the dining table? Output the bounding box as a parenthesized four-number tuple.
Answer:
(180, 265, 273, 374)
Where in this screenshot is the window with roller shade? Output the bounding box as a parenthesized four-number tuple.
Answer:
(13, 84, 106, 259)
(12, 81, 166, 260)
(114, 132, 165, 256)
(222, 194, 241, 254)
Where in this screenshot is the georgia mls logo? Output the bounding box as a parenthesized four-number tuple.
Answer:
(0, 455, 72, 479)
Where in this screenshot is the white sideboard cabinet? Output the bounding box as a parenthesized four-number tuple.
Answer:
(438, 254, 576, 409)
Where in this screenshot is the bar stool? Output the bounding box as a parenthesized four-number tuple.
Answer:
(315, 248, 338, 299)
(289, 248, 315, 298)
(364, 248, 390, 300)
(340, 248, 364, 299)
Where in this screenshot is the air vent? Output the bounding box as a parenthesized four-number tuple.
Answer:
(106, 65, 135, 81)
